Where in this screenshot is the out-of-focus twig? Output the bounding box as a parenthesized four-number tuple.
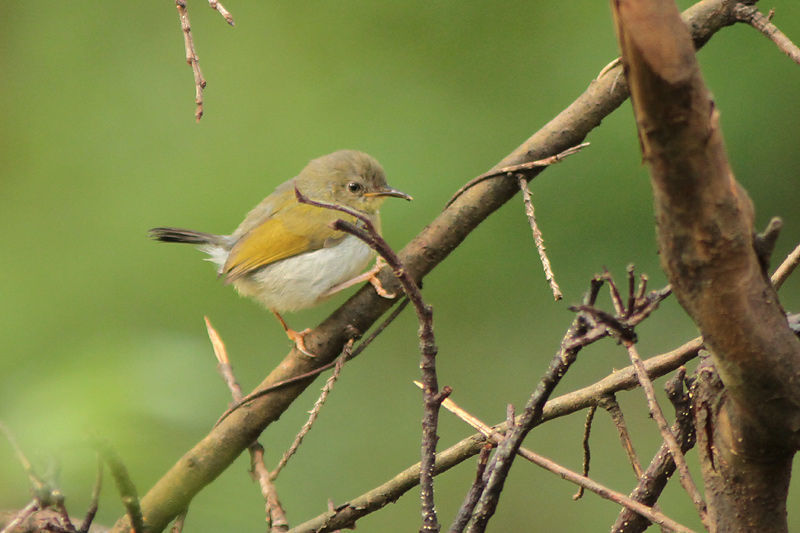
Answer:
(205, 317, 289, 532)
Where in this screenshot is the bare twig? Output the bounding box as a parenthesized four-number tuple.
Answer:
(622, 340, 708, 528)
(95, 441, 144, 533)
(294, 188, 447, 533)
(175, 1, 207, 121)
(208, 0, 234, 25)
(205, 317, 289, 531)
(517, 175, 562, 300)
(214, 298, 410, 426)
(734, 4, 800, 66)
(463, 274, 670, 532)
(459, 280, 603, 533)
(449, 444, 494, 532)
(612, 369, 696, 533)
(572, 405, 597, 500)
(0, 422, 45, 494)
(252, 444, 289, 532)
(293, 340, 701, 533)
(599, 395, 644, 479)
(440, 394, 695, 533)
(772, 242, 800, 289)
(446, 143, 590, 208)
(271, 344, 350, 479)
(78, 456, 103, 533)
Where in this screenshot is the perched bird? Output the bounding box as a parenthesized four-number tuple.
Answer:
(150, 150, 411, 354)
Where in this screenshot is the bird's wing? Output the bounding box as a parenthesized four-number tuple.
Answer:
(222, 203, 354, 283)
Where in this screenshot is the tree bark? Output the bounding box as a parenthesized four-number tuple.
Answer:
(611, 0, 800, 531)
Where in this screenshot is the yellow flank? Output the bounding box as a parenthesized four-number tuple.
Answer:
(222, 202, 357, 283)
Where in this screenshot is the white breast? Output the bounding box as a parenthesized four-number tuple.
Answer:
(215, 235, 376, 312)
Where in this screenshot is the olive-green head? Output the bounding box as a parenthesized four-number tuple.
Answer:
(296, 150, 411, 214)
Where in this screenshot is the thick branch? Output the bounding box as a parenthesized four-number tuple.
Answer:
(613, 0, 800, 530)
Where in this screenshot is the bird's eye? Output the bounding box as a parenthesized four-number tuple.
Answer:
(347, 182, 363, 194)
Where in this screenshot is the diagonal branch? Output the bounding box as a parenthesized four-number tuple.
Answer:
(110, 3, 757, 531)
(733, 4, 800, 65)
(293, 188, 447, 533)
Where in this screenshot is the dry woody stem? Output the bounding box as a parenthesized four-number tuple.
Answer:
(439, 393, 695, 533)
(572, 405, 597, 500)
(623, 340, 708, 526)
(293, 188, 446, 533)
(174, 1, 206, 122)
(599, 395, 644, 479)
(734, 4, 800, 65)
(271, 345, 349, 480)
(205, 317, 289, 531)
(517, 175, 562, 300)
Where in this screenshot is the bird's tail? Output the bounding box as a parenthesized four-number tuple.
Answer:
(149, 227, 226, 247)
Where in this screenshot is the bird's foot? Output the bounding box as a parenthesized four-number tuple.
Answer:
(286, 327, 316, 358)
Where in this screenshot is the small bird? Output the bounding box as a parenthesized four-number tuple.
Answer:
(150, 150, 411, 355)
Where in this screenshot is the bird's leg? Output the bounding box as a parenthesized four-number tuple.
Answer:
(323, 256, 396, 299)
(271, 310, 314, 357)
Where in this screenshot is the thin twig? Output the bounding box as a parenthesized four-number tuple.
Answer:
(572, 405, 597, 500)
(95, 440, 145, 533)
(272, 345, 350, 479)
(449, 444, 494, 532)
(772, 242, 800, 289)
(446, 143, 590, 208)
(205, 317, 289, 531)
(602, 269, 626, 316)
(175, 1, 207, 121)
(612, 369, 696, 533)
(252, 444, 289, 532)
(293, 341, 702, 533)
(517, 175, 562, 300)
(734, 4, 800, 66)
(462, 274, 670, 533)
(294, 188, 447, 533)
(78, 455, 103, 533)
(599, 395, 644, 479)
(0, 422, 45, 494)
(622, 340, 708, 528)
(214, 298, 410, 426)
(440, 394, 695, 533)
(208, 0, 234, 25)
(460, 280, 605, 533)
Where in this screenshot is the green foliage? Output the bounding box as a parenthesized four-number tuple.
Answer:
(1, 2, 799, 531)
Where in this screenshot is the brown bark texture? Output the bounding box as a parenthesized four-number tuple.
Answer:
(612, 0, 800, 531)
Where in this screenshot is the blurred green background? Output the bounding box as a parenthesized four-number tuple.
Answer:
(2, 1, 799, 531)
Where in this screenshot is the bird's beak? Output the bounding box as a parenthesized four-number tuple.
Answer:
(365, 187, 413, 201)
